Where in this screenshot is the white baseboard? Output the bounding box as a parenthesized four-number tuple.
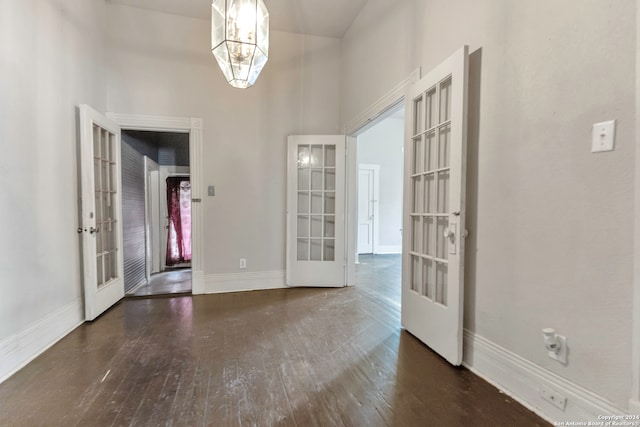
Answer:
(204, 270, 285, 294)
(191, 269, 205, 295)
(374, 245, 402, 254)
(0, 298, 84, 384)
(463, 329, 626, 423)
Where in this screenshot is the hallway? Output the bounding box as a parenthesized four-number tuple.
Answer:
(127, 268, 192, 297)
(0, 262, 547, 426)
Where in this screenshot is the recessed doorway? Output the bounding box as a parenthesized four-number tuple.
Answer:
(354, 106, 404, 306)
(120, 130, 192, 296)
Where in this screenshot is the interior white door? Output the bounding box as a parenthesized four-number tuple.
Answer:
(79, 104, 125, 321)
(286, 135, 346, 287)
(357, 167, 374, 254)
(401, 46, 469, 365)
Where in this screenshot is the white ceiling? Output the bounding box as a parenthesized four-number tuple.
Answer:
(107, 0, 369, 38)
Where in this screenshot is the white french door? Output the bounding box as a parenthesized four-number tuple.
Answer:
(78, 105, 125, 321)
(401, 46, 469, 365)
(286, 135, 346, 287)
(357, 165, 378, 254)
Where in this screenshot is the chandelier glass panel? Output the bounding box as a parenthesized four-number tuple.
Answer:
(211, 0, 269, 89)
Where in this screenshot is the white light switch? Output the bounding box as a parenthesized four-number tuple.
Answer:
(208, 185, 215, 196)
(591, 120, 616, 153)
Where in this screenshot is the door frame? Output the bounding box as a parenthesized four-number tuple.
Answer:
(343, 68, 421, 286)
(107, 113, 205, 294)
(357, 164, 380, 254)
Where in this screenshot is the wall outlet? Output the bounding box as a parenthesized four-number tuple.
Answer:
(540, 386, 567, 411)
(548, 335, 568, 365)
(208, 185, 215, 196)
(239, 258, 247, 269)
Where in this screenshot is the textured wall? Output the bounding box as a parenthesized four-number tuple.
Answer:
(106, 4, 342, 274)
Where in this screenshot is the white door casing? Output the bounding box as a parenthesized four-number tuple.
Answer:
(79, 104, 125, 321)
(286, 135, 346, 287)
(106, 113, 205, 294)
(401, 46, 469, 365)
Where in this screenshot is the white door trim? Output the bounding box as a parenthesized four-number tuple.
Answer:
(344, 69, 419, 287)
(106, 113, 205, 294)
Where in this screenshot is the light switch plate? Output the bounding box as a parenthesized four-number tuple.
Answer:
(592, 120, 616, 153)
(208, 185, 215, 196)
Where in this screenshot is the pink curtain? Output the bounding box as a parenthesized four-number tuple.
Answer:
(166, 177, 192, 265)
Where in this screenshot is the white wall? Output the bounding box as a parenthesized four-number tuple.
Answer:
(357, 117, 403, 253)
(106, 4, 342, 279)
(343, 0, 635, 411)
(0, 0, 106, 379)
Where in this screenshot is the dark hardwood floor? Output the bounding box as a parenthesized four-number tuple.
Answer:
(0, 255, 548, 426)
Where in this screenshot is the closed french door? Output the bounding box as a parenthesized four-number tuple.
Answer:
(401, 46, 469, 365)
(286, 135, 346, 287)
(78, 105, 125, 321)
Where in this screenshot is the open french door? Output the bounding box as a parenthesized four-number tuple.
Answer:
(286, 135, 346, 287)
(78, 105, 125, 321)
(401, 46, 469, 365)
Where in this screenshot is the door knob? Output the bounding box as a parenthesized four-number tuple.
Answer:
(89, 227, 99, 234)
(443, 227, 454, 239)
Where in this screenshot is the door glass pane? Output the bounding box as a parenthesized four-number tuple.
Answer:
(437, 171, 449, 214)
(413, 96, 423, 135)
(93, 125, 100, 156)
(324, 192, 335, 214)
(423, 259, 434, 299)
(412, 137, 422, 174)
(311, 169, 323, 190)
(436, 217, 448, 260)
(424, 174, 435, 213)
(425, 131, 436, 172)
(324, 216, 335, 238)
(436, 262, 448, 306)
(325, 145, 336, 167)
(297, 216, 309, 237)
(411, 216, 420, 252)
(423, 217, 435, 257)
(439, 77, 452, 123)
(324, 239, 335, 261)
(96, 255, 103, 286)
(310, 216, 322, 237)
(310, 192, 322, 214)
(412, 177, 422, 213)
(438, 125, 451, 168)
(411, 255, 420, 292)
(324, 169, 335, 191)
(298, 145, 310, 167)
(101, 129, 109, 158)
(311, 145, 323, 167)
(297, 238, 309, 261)
(298, 192, 309, 214)
(298, 169, 310, 190)
(310, 239, 322, 261)
(426, 87, 436, 129)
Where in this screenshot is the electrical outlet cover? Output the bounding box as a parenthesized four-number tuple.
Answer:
(592, 120, 616, 153)
(540, 387, 567, 411)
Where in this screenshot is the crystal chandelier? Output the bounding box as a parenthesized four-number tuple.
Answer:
(211, 0, 269, 89)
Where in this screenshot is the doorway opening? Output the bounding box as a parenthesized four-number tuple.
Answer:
(120, 130, 192, 297)
(353, 106, 404, 308)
